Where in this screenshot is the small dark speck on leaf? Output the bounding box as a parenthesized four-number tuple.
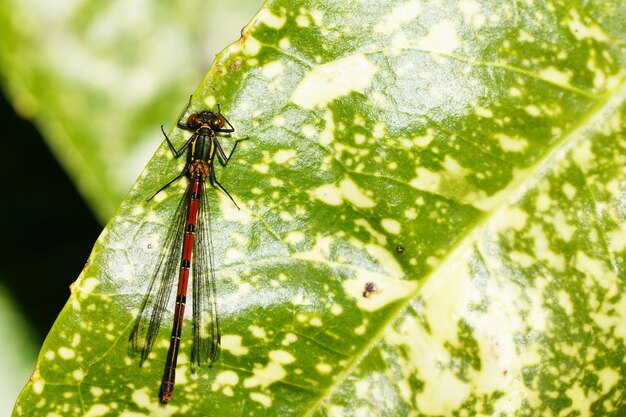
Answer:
(363, 281, 378, 298)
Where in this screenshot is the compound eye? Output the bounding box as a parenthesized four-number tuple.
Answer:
(212, 114, 226, 129)
(187, 113, 199, 128)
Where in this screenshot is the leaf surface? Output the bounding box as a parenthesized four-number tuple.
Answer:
(13, 0, 626, 416)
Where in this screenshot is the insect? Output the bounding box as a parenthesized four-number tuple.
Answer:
(130, 97, 246, 403)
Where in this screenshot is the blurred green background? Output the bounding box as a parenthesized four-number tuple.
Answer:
(0, 1, 262, 415)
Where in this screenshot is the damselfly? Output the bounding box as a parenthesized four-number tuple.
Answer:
(130, 97, 246, 403)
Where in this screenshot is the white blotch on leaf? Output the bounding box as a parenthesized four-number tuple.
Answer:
(475, 107, 493, 118)
(249, 325, 267, 339)
(410, 167, 440, 193)
(221, 335, 250, 356)
(418, 21, 460, 54)
(494, 133, 528, 153)
(58, 347, 76, 359)
(294, 234, 332, 262)
(320, 110, 335, 145)
(459, 0, 485, 26)
(225, 247, 245, 263)
(381, 218, 401, 235)
(524, 105, 541, 117)
(562, 183, 577, 199)
(243, 350, 295, 389)
(344, 274, 416, 312)
(83, 405, 110, 417)
(366, 243, 405, 277)
(281, 333, 298, 346)
(244, 36, 261, 56)
(250, 392, 273, 407)
(285, 231, 305, 244)
(291, 55, 378, 109)
(572, 140, 595, 172)
(258, 9, 286, 29)
(576, 251, 617, 290)
(355, 219, 387, 245)
(539, 66, 574, 88)
(557, 290, 574, 315)
(212, 370, 239, 393)
(309, 317, 323, 327)
(296, 14, 310, 27)
(279, 37, 290, 49)
(77, 278, 99, 294)
(262, 61, 284, 78)
(308, 9, 323, 26)
(374, 0, 421, 34)
(273, 149, 297, 164)
(331, 304, 343, 315)
(608, 229, 626, 253)
(507, 207, 528, 231)
(220, 194, 253, 224)
(565, 8, 608, 41)
(509, 251, 535, 268)
(309, 177, 376, 208)
(530, 225, 565, 271)
(316, 363, 332, 374)
(32, 377, 44, 394)
(131, 389, 153, 409)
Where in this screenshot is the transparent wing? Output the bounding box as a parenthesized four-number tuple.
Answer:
(129, 187, 189, 363)
(191, 181, 221, 370)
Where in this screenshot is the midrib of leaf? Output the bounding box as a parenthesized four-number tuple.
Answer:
(303, 71, 626, 417)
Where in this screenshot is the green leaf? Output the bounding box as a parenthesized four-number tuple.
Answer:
(0, 284, 38, 417)
(13, 0, 626, 416)
(0, 0, 262, 222)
